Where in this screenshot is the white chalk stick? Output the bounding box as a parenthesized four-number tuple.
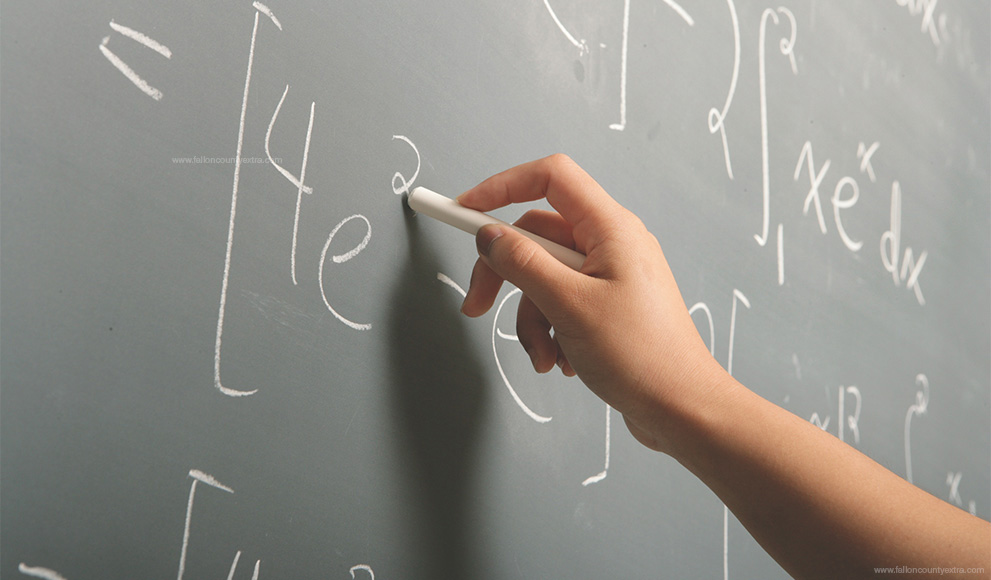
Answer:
(407, 187, 585, 271)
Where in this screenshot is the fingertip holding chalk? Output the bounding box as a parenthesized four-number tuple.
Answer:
(405, 186, 586, 271)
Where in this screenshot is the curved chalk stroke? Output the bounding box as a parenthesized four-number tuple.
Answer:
(707, 0, 740, 179)
(905, 373, 930, 483)
(755, 6, 797, 247)
(319, 215, 373, 331)
(493, 288, 552, 423)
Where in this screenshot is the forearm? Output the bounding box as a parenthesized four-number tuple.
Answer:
(661, 369, 991, 579)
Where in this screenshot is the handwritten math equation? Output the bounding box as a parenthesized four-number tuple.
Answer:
(18, 1, 980, 578)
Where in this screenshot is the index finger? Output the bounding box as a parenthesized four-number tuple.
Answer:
(456, 154, 626, 235)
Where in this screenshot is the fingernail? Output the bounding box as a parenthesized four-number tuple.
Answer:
(476, 224, 504, 257)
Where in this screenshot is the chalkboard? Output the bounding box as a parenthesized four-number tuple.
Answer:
(2, 1, 988, 578)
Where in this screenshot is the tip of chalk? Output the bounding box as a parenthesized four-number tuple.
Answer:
(401, 188, 415, 215)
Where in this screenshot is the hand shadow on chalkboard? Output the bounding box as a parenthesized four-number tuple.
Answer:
(387, 221, 490, 579)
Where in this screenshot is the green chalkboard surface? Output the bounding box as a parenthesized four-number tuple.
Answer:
(2, 1, 988, 578)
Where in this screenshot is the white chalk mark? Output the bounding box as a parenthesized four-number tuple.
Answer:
(707, 0, 741, 178)
(213, 7, 282, 397)
(436, 272, 467, 298)
(319, 215, 373, 331)
(905, 373, 930, 483)
(99, 39, 164, 101)
(610, 0, 693, 131)
(350, 565, 375, 580)
(902, 248, 927, 306)
(493, 289, 551, 423)
(857, 141, 879, 182)
(264, 84, 316, 285)
(794, 141, 830, 234)
(18, 564, 67, 580)
(391, 135, 421, 196)
(727, 289, 750, 376)
(178, 470, 234, 580)
(497, 328, 519, 341)
(293, 102, 316, 284)
(109, 20, 172, 58)
(947, 472, 963, 505)
(610, 0, 631, 131)
(688, 302, 715, 356)
(660, 0, 694, 27)
(582, 404, 612, 486)
(881, 181, 926, 305)
(264, 86, 315, 195)
(215, 8, 274, 397)
(542, 0, 588, 55)
(189, 468, 235, 493)
(226, 551, 242, 580)
(755, 7, 799, 246)
(252, 1, 282, 30)
(723, 505, 730, 580)
(777, 223, 784, 285)
(810, 412, 830, 431)
(839, 386, 862, 444)
(831, 177, 863, 252)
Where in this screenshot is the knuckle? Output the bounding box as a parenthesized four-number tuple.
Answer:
(503, 236, 539, 273)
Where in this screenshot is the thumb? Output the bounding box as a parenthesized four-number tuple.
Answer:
(475, 223, 579, 317)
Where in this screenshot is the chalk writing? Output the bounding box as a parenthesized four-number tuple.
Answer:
(494, 288, 552, 423)
(894, 0, 945, 46)
(264, 84, 316, 286)
(945, 473, 979, 516)
(582, 404, 612, 486)
(755, 6, 797, 249)
(707, 0, 741, 179)
(689, 289, 750, 580)
(319, 215, 373, 331)
(794, 141, 831, 235)
(904, 373, 930, 484)
(881, 181, 928, 305)
(214, 2, 282, 397)
(542, 0, 588, 55)
(857, 141, 880, 183)
(99, 20, 172, 101)
(808, 386, 863, 445)
(225, 551, 261, 580)
(391, 135, 420, 197)
(17, 564, 67, 580)
(611, 0, 694, 131)
(177, 469, 236, 580)
(350, 565, 375, 579)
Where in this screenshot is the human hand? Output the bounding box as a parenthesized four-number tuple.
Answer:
(458, 155, 728, 452)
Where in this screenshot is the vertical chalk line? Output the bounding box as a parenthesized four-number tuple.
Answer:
(582, 404, 612, 486)
(215, 8, 265, 397)
(177, 470, 234, 580)
(610, 0, 631, 131)
(755, 7, 798, 247)
(291, 102, 316, 286)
